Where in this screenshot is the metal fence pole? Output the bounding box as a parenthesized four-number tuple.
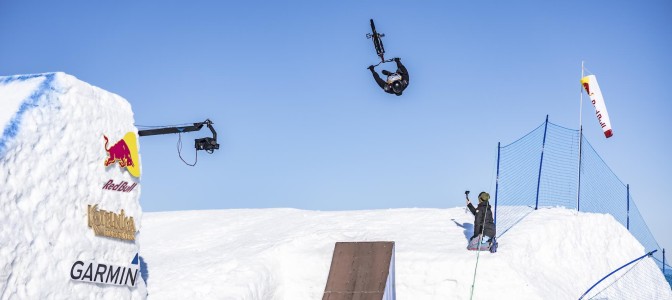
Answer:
(626, 184, 630, 230)
(577, 126, 583, 212)
(664, 248, 666, 274)
(494, 142, 501, 225)
(535, 115, 549, 210)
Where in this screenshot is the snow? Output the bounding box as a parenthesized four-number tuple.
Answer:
(1, 72, 670, 299)
(0, 73, 146, 299)
(141, 207, 672, 300)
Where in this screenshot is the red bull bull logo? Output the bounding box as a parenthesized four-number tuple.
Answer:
(104, 136, 133, 168)
(103, 132, 140, 177)
(582, 82, 592, 96)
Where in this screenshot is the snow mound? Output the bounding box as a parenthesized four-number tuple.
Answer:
(0, 73, 146, 299)
(140, 207, 671, 299)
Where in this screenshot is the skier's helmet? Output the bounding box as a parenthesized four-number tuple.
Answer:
(392, 81, 403, 94)
(478, 192, 490, 203)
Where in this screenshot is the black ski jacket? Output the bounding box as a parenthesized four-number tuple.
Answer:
(369, 59, 409, 96)
(468, 201, 496, 240)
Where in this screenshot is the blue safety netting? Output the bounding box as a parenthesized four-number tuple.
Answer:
(494, 117, 670, 291)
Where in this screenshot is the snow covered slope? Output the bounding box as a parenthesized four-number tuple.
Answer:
(0, 73, 145, 299)
(141, 207, 671, 300)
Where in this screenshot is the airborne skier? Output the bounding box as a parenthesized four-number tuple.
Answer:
(366, 19, 410, 96)
(368, 57, 409, 96)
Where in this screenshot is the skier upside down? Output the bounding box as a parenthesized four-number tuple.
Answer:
(366, 19, 410, 96)
(368, 57, 409, 96)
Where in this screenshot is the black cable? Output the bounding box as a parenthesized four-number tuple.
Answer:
(177, 132, 197, 166)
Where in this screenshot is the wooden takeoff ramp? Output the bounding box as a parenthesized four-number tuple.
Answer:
(322, 241, 396, 300)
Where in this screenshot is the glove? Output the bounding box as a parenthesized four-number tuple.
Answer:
(394, 57, 400, 62)
(367, 65, 375, 70)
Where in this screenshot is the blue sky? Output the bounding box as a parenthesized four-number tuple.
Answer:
(2, 1, 670, 255)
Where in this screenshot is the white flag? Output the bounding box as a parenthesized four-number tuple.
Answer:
(581, 75, 613, 138)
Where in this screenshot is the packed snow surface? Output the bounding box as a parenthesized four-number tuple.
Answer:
(141, 207, 671, 300)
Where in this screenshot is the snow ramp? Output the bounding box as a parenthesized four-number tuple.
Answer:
(323, 241, 396, 300)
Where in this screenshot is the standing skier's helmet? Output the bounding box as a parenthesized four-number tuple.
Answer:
(478, 192, 490, 203)
(392, 80, 403, 94)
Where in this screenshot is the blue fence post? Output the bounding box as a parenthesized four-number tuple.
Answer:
(494, 142, 501, 225)
(535, 115, 549, 210)
(626, 184, 630, 230)
(577, 126, 583, 212)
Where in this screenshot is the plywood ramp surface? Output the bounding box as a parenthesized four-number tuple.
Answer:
(323, 241, 395, 300)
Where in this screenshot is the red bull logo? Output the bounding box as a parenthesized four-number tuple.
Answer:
(104, 136, 133, 168)
(103, 132, 140, 177)
(582, 82, 592, 96)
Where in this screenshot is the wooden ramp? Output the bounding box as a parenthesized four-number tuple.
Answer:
(322, 241, 396, 300)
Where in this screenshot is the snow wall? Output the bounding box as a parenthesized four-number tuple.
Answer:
(0, 73, 146, 299)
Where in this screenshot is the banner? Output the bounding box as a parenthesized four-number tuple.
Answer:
(581, 75, 613, 138)
(70, 260, 139, 287)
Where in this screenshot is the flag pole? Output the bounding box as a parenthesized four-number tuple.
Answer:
(579, 61, 584, 131)
(577, 61, 584, 212)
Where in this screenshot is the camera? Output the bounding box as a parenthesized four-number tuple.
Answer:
(195, 137, 220, 152)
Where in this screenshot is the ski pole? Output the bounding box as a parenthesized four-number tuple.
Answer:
(465, 190, 470, 214)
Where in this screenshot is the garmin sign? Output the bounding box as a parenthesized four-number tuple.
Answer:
(70, 260, 140, 287)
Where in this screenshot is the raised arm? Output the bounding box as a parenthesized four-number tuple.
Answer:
(395, 58, 409, 82)
(368, 66, 387, 89)
(467, 201, 477, 215)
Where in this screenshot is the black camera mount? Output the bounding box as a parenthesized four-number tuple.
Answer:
(138, 119, 220, 153)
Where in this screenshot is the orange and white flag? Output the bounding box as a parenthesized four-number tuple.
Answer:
(581, 75, 613, 138)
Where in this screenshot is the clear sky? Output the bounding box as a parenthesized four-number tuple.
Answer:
(1, 1, 670, 255)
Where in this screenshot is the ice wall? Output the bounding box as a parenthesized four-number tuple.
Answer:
(0, 73, 146, 299)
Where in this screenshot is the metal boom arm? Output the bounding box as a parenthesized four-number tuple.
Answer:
(138, 119, 219, 152)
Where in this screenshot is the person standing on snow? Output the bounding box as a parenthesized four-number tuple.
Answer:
(467, 192, 496, 250)
(368, 57, 409, 96)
